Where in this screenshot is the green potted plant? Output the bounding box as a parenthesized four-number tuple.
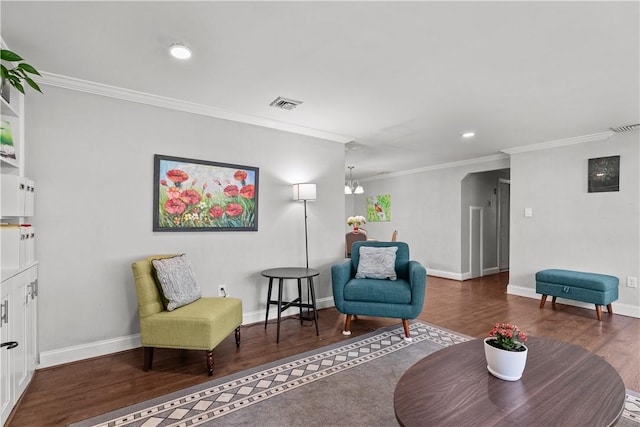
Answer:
(1, 49, 42, 101)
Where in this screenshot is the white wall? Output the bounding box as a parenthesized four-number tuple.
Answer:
(24, 86, 346, 366)
(350, 156, 510, 279)
(351, 134, 640, 318)
(508, 132, 640, 317)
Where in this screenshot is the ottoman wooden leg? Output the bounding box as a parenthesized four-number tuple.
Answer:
(551, 296, 557, 305)
(539, 295, 547, 309)
(595, 305, 603, 321)
(606, 303, 613, 315)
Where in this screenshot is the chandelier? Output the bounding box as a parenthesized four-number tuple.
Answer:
(344, 166, 364, 195)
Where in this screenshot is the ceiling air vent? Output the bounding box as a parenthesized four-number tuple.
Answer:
(609, 123, 640, 133)
(269, 96, 303, 110)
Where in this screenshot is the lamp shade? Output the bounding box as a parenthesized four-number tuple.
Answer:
(293, 183, 317, 201)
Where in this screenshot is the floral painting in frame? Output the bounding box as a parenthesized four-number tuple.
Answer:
(153, 154, 259, 231)
(366, 194, 391, 222)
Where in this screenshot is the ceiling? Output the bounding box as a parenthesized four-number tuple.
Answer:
(1, 1, 638, 180)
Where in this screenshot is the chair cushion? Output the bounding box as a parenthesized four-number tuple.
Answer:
(355, 246, 398, 280)
(140, 297, 243, 350)
(344, 278, 412, 304)
(151, 254, 201, 311)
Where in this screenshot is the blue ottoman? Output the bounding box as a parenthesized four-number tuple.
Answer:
(536, 269, 619, 321)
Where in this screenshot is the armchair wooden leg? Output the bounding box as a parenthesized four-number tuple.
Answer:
(402, 319, 412, 342)
(343, 314, 352, 336)
(235, 326, 241, 348)
(143, 347, 154, 372)
(206, 350, 214, 376)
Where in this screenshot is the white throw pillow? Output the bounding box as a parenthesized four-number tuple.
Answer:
(355, 246, 398, 280)
(152, 254, 202, 311)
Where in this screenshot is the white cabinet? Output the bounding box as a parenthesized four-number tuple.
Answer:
(0, 264, 38, 426)
(1, 38, 38, 427)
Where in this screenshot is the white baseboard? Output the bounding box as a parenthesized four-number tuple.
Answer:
(428, 269, 464, 281)
(38, 296, 337, 369)
(507, 284, 640, 319)
(39, 333, 142, 369)
(430, 267, 499, 282)
(483, 267, 499, 276)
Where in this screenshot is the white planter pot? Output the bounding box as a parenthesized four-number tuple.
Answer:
(483, 337, 528, 381)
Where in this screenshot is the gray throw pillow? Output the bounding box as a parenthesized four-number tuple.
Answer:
(152, 254, 201, 311)
(355, 246, 398, 280)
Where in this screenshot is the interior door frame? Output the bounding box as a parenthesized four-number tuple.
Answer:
(497, 178, 510, 272)
(469, 205, 483, 278)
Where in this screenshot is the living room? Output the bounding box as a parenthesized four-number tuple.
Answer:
(1, 1, 638, 426)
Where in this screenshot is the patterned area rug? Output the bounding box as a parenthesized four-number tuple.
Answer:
(71, 322, 640, 427)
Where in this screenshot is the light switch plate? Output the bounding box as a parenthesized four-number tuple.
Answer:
(524, 208, 533, 217)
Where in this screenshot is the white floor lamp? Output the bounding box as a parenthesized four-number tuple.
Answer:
(292, 183, 316, 268)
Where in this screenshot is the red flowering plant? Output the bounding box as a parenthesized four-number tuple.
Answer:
(157, 165, 256, 229)
(488, 323, 528, 352)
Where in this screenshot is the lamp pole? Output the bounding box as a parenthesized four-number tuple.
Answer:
(303, 199, 310, 269)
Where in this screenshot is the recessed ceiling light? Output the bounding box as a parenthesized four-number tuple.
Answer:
(169, 43, 192, 60)
(462, 131, 476, 138)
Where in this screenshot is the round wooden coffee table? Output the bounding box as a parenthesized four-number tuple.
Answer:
(394, 336, 625, 426)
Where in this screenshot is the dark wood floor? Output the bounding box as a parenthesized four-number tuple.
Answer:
(8, 272, 640, 426)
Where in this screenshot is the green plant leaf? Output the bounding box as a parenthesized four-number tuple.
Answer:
(24, 76, 42, 93)
(0, 64, 8, 79)
(13, 81, 24, 94)
(0, 50, 23, 62)
(17, 63, 41, 76)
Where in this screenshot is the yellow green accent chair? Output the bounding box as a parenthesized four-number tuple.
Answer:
(131, 255, 243, 376)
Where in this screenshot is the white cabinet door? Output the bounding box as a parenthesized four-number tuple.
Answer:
(25, 267, 38, 374)
(12, 270, 29, 400)
(0, 280, 13, 426)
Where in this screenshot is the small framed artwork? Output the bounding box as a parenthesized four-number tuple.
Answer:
(153, 154, 259, 231)
(0, 120, 16, 160)
(366, 194, 391, 222)
(588, 155, 620, 193)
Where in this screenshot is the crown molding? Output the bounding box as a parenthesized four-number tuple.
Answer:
(500, 131, 614, 155)
(38, 72, 354, 144)
(362, 153, 510, 182)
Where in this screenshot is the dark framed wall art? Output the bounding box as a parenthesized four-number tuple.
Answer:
(153, 154, 259, 231)
(588, 155, 620, 193)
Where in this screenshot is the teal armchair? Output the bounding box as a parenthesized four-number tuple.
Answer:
(331, 242, 427, 341)
(131, 255, 243, 376)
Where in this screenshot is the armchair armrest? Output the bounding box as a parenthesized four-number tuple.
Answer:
(331, 260, 352, 313)
(408, 260, 427, 309)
